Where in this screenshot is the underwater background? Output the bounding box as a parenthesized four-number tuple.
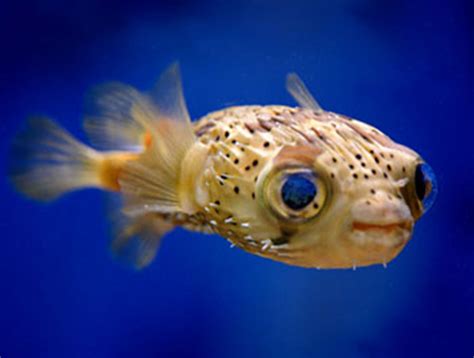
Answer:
(0, 0, 472, 357)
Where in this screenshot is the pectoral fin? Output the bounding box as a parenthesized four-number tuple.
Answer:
(118, 63, 197, 216)
(286, 73, 323, 112)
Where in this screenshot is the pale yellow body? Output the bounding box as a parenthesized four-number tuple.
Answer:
(178, 105, 419, 268)
(10, 65, 431, 269)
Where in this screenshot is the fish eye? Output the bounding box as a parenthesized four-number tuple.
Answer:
(281, 174, 316, 210)
(414, 162, 437, 212)
(261, 167, 328, 222)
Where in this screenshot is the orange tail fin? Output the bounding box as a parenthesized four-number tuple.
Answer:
(8, 117, 137, 201)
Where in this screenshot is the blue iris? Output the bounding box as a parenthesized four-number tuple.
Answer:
(281, 174, 317, 210)
(415, 162, 438, 212)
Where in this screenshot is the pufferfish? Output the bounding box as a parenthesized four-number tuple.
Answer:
(9, 63, 437, 269)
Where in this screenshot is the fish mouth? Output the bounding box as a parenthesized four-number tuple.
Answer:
(352, 221, 412, 233)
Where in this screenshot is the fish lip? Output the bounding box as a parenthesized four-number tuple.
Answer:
(352, 220, 413, 232)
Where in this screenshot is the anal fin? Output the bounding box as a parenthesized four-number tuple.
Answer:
(111, 211, 174, 269)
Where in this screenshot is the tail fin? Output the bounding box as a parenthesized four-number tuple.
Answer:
(8, 117, 104, 201)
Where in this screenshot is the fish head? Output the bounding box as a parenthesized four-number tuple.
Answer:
(256, 115, 437, 268)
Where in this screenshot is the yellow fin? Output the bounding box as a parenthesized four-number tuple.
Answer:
(110, 209, 173, 269)
(83, 83, 148, 151)
(118, 63, 196, 216)
(8, 117, 104, 201)
(286, 73, 323, 112)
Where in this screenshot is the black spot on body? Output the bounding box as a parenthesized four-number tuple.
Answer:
(263, 141, 270, 148)
(234, 186, 240, 194)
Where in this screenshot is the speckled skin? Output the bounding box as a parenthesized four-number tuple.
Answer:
(183, 105, 423, 268)
(10, 64, 430, 269)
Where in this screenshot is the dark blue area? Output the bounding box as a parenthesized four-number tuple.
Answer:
(0, 0, 472, 357)
(281, 174, 317, 210)
(415, 162, 438, 212)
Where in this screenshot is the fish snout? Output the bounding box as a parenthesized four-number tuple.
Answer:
(351, 194, 413, 230)
(340, 195, 414, 267)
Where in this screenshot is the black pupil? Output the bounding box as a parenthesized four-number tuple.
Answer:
(415, 164, 427, 200)
(281, 174, 317, 210)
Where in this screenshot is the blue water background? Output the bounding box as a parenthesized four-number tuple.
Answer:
(0, 0, 472, 356)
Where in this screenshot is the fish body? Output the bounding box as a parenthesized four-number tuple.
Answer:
(9, 64, 437, 269)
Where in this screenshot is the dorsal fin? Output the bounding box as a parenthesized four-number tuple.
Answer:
(118, 63, 196, 216)
(83, 63, 194, 153)
(286, 73, 323, 112)
(83, 82, 146, 151)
